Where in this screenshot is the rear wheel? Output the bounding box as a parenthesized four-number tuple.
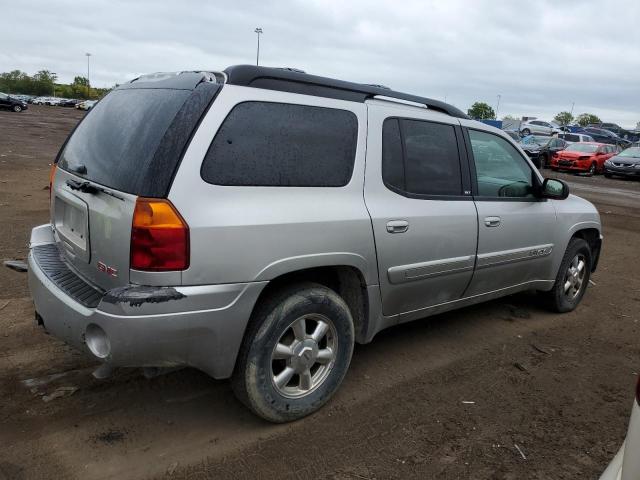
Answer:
(543, 238, 592, 313)
(232, 282, 355, 423)
(604, 172, 612, 178)
(588, 162, 597, 176)
(521, 128, 531, 136)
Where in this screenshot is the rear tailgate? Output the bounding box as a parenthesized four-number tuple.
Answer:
(50, 73, 221, 291)
(52, 168, 136, 290)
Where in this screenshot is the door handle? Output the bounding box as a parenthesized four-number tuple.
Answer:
(386, 220, 409, 234)
(484, 216, 501, 227)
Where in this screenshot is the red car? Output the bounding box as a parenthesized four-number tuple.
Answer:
(550, 142, 619, 175)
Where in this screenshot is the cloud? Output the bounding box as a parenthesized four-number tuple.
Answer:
(1, 0, 638, 126)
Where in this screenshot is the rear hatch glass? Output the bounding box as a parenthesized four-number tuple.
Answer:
(58, 88, 191, 197)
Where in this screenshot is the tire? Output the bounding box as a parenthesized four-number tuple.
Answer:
(588, 162, 596, 176)
(232, 282, 355, 423)
(521, 128, 531, 136)
(12, 105, 22, 112)
(604, 172, 612, 178)
(543, 238, 592, 313)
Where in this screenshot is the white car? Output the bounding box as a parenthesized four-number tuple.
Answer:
(600, 376, 640, 480)
(559, 133, 595, 143)
(46, 97, 62, 106)
(520, 120, 563, 136)
(31, 96, 49, 105)
(76, 100, 97, 110)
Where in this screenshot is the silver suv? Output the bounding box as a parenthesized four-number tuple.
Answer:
(28, 66, 602, 422)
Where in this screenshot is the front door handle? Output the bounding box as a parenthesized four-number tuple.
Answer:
(484, 216, 501, 227)
(386, 220, 409, 234)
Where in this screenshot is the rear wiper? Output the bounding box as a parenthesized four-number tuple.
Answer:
(66, 179, 124, 201)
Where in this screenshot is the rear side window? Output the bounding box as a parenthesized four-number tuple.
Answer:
(382, 118, 462, 197)
(201, 102, 357, 187)
(58, 88, 193, 196)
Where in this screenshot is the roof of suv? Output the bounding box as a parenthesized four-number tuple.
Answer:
(223, 65, 468, 119)
(119, 66, 469, 119)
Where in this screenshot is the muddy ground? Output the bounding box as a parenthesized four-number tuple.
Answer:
(0, 106, 638, 480)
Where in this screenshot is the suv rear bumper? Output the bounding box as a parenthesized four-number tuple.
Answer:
(27, 224, 267, 379)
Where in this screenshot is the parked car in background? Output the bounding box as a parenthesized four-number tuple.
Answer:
(583, 127, 632, 148)
(58, 99, 79, 107)
(45, 97, 62, 106)
(588, 122, 632, 139)
(27, 66, 602, 422)
(31, 96, 48, 105)
(75, 100, 97, 110)
(0, 92, 28, 112)
(603, 147, 640, 179)
(520, 120, 562, 136)
(559, 132, 595, 143)
(519, 135, 568, 168)
(551, 142, 618, 175)
(599, 375, 640, 480)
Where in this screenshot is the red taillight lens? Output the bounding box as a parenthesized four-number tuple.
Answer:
(48, 163, 57, 200)
(130, 198, 189, 271)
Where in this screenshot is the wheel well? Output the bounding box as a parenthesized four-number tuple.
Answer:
(571, 228, 601, 271)
(252, 266, 369, 343)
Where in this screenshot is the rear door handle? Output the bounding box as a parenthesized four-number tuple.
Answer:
(484, 216, 501, 227)
(386, 220, 409, 234)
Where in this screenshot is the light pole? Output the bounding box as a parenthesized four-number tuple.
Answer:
(496, 94, 501, 119)
(51, 72, 56, 97)
(570, 101, 575, 118)
(85, 53, 92, 99)
(254, 28, 263, 66)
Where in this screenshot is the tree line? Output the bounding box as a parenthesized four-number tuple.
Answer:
(467, 101, 606, 127)
(0, 70, 111, 100)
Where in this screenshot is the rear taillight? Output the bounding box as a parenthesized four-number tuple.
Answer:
(48, 163, 57, 201)
(130, 198, 189, 271)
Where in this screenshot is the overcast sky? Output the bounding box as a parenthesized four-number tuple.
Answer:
(2, 0, 639, 126)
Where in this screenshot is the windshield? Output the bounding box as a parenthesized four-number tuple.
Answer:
(521, 135, 549, 146)
(565, 143, 599, 153)
(617, 147, 640, 158)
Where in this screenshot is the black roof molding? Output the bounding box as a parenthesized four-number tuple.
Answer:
(224, 65, 468, 119)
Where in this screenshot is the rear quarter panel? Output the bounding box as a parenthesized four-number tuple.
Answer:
(169, 85, 378, 286)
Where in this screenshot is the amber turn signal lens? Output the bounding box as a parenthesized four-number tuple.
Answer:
(130, 198, 189, 271)
(48, 163, 57, 200)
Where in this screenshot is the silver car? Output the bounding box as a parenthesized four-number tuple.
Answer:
(600, 375, 640, 480)
(520, 120, 563, 136)
(28, 66, 603, 422)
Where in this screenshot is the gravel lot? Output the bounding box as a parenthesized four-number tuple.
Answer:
(1, 105, 639, 480)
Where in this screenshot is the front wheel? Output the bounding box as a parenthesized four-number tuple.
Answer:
(588, 162, 597, 176)
(232, 282, 355, 422)
(604, 172, 612, 178)
(543, 238, 592, 313)
(521, 128, 531, 136)
(12, 105, 22, 112)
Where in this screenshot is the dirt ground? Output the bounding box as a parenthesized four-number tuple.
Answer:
(1, 106, 638, 480)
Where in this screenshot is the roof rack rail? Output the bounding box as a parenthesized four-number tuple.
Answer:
(223, 65, 468, 119)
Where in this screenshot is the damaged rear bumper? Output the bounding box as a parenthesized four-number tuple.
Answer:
(27, 224, 267, 379)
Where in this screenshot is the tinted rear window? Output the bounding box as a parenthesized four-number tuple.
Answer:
(58, 88, 191, 195)
(201, 102, 358, 187)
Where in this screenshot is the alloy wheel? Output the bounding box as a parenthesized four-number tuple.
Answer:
(271, 313, 338, 398)
(563, 253, 586, 300)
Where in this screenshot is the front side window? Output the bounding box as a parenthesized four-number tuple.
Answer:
(382, 118, 462, 197)
(468, 129, 535, 199)
(201, 102, 358, 187)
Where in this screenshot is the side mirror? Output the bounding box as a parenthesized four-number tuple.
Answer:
(540, 178, 569, 200)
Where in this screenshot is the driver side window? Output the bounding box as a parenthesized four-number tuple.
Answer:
(469, 129, 535, 199)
